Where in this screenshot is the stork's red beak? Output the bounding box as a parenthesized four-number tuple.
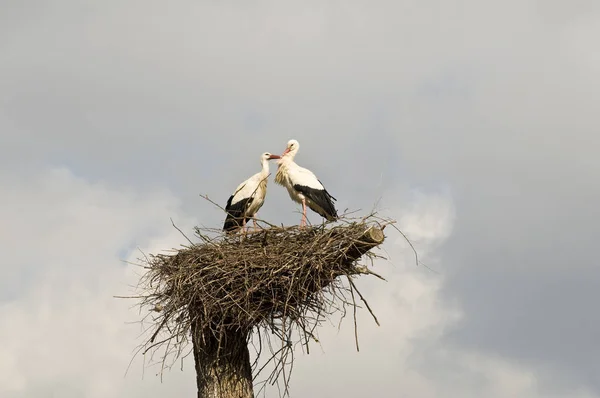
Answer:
(281, 148, 290, 156)
(268, 154, 281, 160)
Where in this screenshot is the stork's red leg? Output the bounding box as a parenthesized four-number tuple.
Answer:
(252, 217, 258, 232)
(301, 198, 307, 227)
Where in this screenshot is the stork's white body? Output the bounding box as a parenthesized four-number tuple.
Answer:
(230, 171, 269, 216)
(223, 153, 279, 233)
(275, 140, 338, 226)
(275, 160, 326, 210)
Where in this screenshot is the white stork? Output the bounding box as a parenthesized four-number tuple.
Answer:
(223, 152, 281, 234)
(275, 139, 338, 227)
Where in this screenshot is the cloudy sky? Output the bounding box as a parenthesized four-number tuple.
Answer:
(1, 1, 599, 397)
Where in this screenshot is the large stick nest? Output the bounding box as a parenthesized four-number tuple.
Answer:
(132, 212, 397, 393)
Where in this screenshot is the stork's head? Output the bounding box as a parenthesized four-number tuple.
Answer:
(261, 152, 281, 163)
(281, 139, 299, 158)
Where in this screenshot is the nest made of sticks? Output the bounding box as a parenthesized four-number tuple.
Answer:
(131, 212, 396, 393)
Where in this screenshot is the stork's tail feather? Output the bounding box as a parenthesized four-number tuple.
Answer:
(223, 215, 244, 233)
(315, 206, 337, 222)
(293, 184, 338, 221)
(317, 189, 338, 221)
(223, 196, 252, 233)
(323, 199, 338, 221)
(325, 190, 338, 221)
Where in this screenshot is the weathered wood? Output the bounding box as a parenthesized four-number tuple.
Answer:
(342, 226, 385, 264)
(191, 319, 254, 398)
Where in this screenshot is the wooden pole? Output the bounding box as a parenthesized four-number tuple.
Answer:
(191, 320, 254, 398)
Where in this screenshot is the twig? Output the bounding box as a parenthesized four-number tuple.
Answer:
(348, 278, 359, 352)
(347, 278, 380, 327)
(171, 218, 194, 246)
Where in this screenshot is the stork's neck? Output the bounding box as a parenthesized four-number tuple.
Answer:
(260, 158, 270, 176)
(275, 156, 293, 186)
(277, 152, 296, 167)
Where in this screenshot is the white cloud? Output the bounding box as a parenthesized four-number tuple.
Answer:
(0, 168, 198, 397)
